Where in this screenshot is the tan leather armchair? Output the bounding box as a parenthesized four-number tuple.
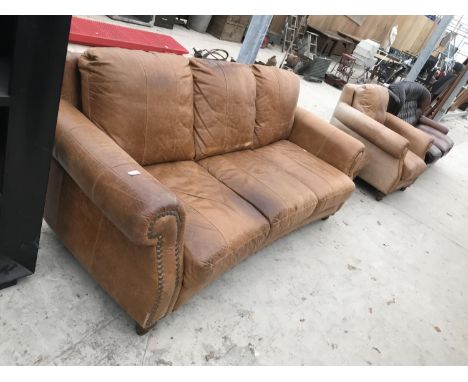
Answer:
(330, 84, 434, 200)
(45, 48, 365, 334)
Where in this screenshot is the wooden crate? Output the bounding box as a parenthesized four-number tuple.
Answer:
(154, 16, 176, 29)
(207, 16, 252, 43)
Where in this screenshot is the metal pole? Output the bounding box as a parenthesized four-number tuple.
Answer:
(436, 66, 468, 121)
(237, 15, 273, 64)
(405, 15, 454, 82)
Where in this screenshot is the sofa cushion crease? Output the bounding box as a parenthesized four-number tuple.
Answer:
(145, 160, 270, 299)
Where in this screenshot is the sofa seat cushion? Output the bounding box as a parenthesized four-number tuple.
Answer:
(401, 150, 427, 183)
(254, 140, 356, 214)
(145, 161, 270, 298)
(198, 149, 319, 240)
(425, 144, 443, 164)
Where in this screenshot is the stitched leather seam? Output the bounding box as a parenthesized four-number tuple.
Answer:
(292, 111, 356, 176)
(145, 210, 182, 328)
(348, 149, 365, 177)
(259, 145, 336, 201)
(389, 147, 408, 193)
(273, 143, 354, 208)
(315, 128, 333, 160)
(86, 68, 92, 122)
(135, 54, 149, 165)
(59, 130, 146, 213)
(171, 59, 181, 160)
(222, 154, 293, 213)
(177, 200, 230, 254)
(89, 214, 104, 272)
(206, 228, 268, 268)
(271, 68, 284, 135)
(216, 61, 229, 154)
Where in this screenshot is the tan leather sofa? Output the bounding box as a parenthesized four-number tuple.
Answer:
(330, 84, 434, 200)
(45, 48, 366, 334)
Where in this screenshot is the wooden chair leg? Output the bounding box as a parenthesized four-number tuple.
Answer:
(375, 191, 385, 201)
(135, 322, 156, 336)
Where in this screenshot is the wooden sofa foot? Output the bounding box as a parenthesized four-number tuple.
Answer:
(135, 322, 155, 336)
(321, 216, 330, 221)
(375, 191, 385, 201)
(400, 187, 407, 191)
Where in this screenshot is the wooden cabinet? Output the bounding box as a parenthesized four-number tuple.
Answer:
(207, 16, 252, 43)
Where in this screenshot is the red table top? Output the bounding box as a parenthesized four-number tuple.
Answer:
(69, 17, 188, 55)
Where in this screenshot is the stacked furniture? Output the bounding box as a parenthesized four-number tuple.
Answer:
(45, 48, 366, 334)
(207, 16, 251, 43)
(330, 84, 434, 200)
(388, 81, 454, 164)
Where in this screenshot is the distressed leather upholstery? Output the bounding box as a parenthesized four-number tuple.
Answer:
(198, 149, 320, 242)
(331, 84, 433, 196)
(251, 65, 300, 147)
(145, 161, 270, 307)
(388, 81, 454, 164)
(190, 58, 256, 159)
(79, 48, 195, 165)
(45, 48, 365, 331)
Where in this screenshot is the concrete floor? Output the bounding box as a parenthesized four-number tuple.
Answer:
(1, 18, 468, 365)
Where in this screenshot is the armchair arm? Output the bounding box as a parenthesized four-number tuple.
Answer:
(54, 100, 185, 247)
(384, 113, 434, 159)
(419, 115, 450, 134)
(289, 107, 366, 177)
(333, 102, 409, 159)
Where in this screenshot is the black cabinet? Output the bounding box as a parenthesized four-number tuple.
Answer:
(0, 16, 71, 289)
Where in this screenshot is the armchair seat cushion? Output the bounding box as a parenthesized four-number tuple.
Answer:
(416, 124, 454, 155)
(255, 140, 356, 215)
(401, 151, 427, 183)
(145, 161, 270, 302)
(198, 148, 319, 240)
(426, 145, 443, 164)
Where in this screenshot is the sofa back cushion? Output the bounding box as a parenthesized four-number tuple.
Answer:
(79, 47, 195, 165)
(190, 58, 256, 160)
(251, 65, 300, 148)
(351, 84, 389, 124)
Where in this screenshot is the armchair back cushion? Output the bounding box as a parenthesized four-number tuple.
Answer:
(79, 48, 195, 165)
(351, 84, 389, 124)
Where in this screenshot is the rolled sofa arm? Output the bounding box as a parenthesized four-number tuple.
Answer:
(54, 100, 185, 247)
(384, 113, 434, 159)
(289, 107, 366, 177)
(333, 102, 409, 159)
(419, 115, 450, 135)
